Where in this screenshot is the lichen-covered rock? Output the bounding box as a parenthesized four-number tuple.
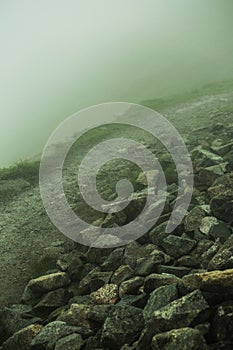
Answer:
(182, 269, 233, 293)
(161, 234, 196, 259)
(151, 327, 208, 350)
(184, 206, 206, 232)
(33, 289, 72, 315)
(2, 324, 42, 350)
(149, 290, 209, 333)
(143, 283, 178, 324)
(23, 272, 70, 297)
(100, 306, 144, 349)
(119, 277, 144, 298)
(30, 321, 81, 350)
(54, 333, 84, 350)
(77, 268, 112, 295)
(110, 265, 134, 285)
(144, 273, 181, 294)
(90, 284, 118, 305)
(57, 304, 91, 328)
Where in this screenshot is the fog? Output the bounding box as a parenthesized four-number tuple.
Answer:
(1, 0, 233, 167)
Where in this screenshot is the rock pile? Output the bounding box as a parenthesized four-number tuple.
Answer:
(0, 122, 233, 349)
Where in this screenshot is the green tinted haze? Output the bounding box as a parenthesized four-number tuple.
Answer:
(1, 0, 233, 167)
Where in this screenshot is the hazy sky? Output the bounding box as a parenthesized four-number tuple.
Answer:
(1, 0, 233, 167)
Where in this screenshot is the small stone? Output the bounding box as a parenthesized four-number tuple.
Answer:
(57, 304, 91, 329)
(157, 265, 192, 278)
(184, 206, 206, 232)
(191, 146, 224, 167)
(90, 284, 118, 305)
(33, 289, 72, 315)
(78, 268, 112, 295)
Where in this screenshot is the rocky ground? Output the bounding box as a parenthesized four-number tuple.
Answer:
(0, 82, 233, 349)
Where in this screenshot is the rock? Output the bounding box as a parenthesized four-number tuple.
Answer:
(33, 289, 73, 315)
(119, 277, 144, 298)
(117, 294, 148, 309)
(54, 333, 84, 350)
(191, 146, 224, 167)
(211, 140, 233, 156)
(23, 272, 70, 297)
(87, 305, 114, 324)
(135, 170, 160, 189)
(210, 190, 233, 224)
(151, 327, 208, 350)
(2, 324, 42, 350)
(176, 255, 200, 269)
(210, 303, 233, 343)
(90, 284, 118, 305)
(201, 240, 221, 269)
(57, 304, 91, 328)
(0, 304, 40, 343)
(149, 289, 209, 333)
(110, 265, 134, 285)
(100, 306, 144, 349)
(200, 216, 231, 243)
(57, 251, 84, 281)
(162, 235, 196, 259)
(100, 248, 125, 271)
(197, 164, 227, 188)
(144, 273, 181, 294)
(143, 283, 178, 324)
(184, 206, 206, 232)
(135, 250, 172, 276)
(182, 269, 233, 293)
(156, 265, 192, 278)
(30, 321, 82, 350)
(208, 247, 233, 270)
(78, 268, 112, 295)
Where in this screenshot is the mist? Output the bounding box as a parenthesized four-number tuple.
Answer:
(1, 0, 233, 167)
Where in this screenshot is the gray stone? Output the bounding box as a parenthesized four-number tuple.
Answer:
(54, 333, 84, 350)
(149, 289, 209, 332)
(143, 283, 178, 324)
(100, 306, 144, 349)
(151, 327, 208, 350)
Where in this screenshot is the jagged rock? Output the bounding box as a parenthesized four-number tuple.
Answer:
(77, 268, 112, 295)
(110, 265, 134, 285)
(0, 304, 40, 343)
(57, 304, 91, 328)
(90, 284, 118, 305)
(156, 265, 192, 278)
(144, 273, 181, 294)
(200, 217, 231, 243)
(184, 206, 206, 232)
(182, 269, 233, 293)
(161, 234, 196, 259)
(143, 283, 178, 324)
(135, 250, 172, 276)
(100, 306, 144, 349)
(30, 321, 82, 350)
(23, 272, 70, 298)
(100, 248, 125, 271)
(117, 294, 148, 309)
(119, 276, 144, 298)
(210, 190, 233, 224)
(151, 327, 208, 350)
(54, 333, 84, 350)
(197, 163, 227, 188)
(2, 324, 42, 350)
(148, 290, 209, 333)
(210, 303, 233, 343)
(208, 241, 233, 270)
(176, 255, 200, 269)
(191, 146, 224, 167)
(33, 289, 73, 316)
(211, 140, 233, 156)
(56, 251, 84, 281)
(87, 305, 114, 324)
(201, 240, 222, 269)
